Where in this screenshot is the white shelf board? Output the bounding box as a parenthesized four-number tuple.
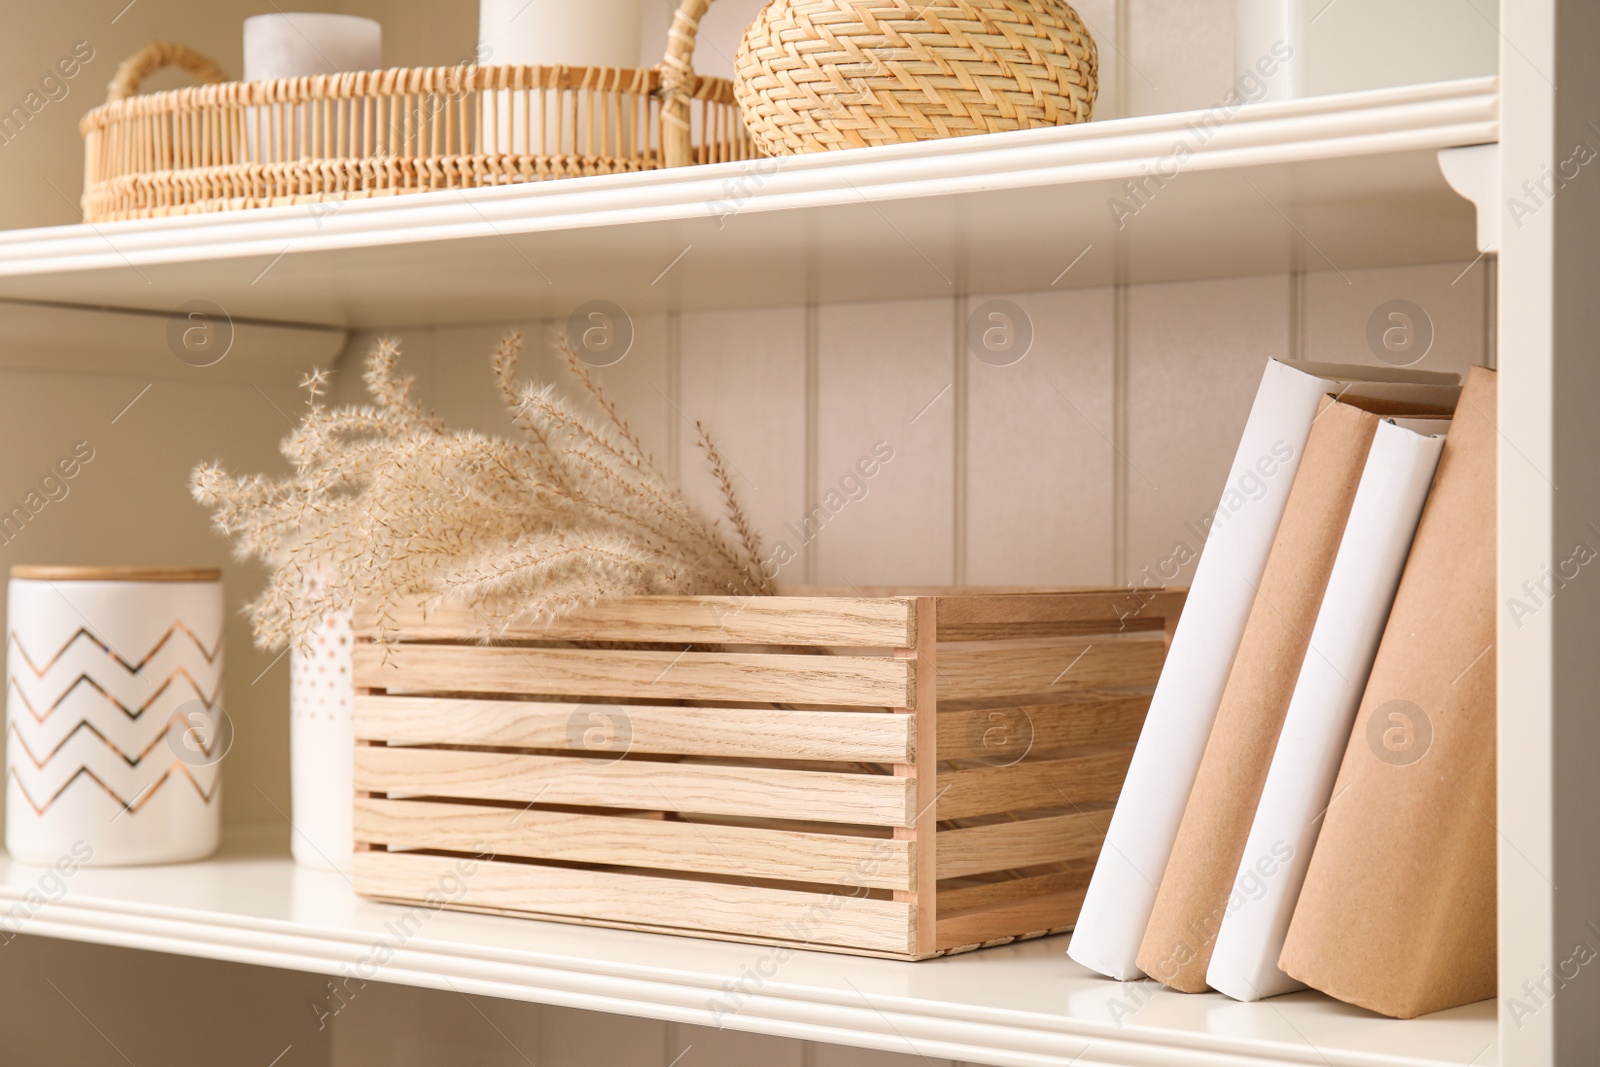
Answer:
(0, 78, 1496, 332)
(0, 836, 1496, 1067)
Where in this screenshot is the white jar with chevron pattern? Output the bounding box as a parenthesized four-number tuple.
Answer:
(6, 566, 224, 867)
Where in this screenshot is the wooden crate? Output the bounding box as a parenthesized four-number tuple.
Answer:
(351, 587, 1184, 960)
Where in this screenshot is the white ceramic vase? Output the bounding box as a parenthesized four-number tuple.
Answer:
(6, 567, 224, 867)
(289, 607, 354, 873)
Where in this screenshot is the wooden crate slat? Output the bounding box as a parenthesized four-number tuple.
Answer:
(354, 747, 917, 827)
(356, 644, 914, 708)
(937, 750, 1134, 821)
(785, 585, 1125, 598)
(355, 695, 915, 763)
(933, 590, 1187, 628)
(354, 798, 915, 891)
(903, 597, 939, 957)
(935, 638, 1166, 701)
(936, 870, 1088, 913)
(934, 889, 1085, 952)
(357, 596, 916, 647)
(354, 851, 916, 955)
(935, 618, 1168, 641)
(934, 812, 1106, 880)
(934, 694, 1150, 760)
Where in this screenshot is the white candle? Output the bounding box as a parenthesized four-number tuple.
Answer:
(244, 12, 382, 81)
(478, 0, 644, 68)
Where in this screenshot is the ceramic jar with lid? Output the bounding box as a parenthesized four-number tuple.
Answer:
(6, 566, 225, 866)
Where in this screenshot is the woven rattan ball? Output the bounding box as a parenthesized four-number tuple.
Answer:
(734, 0, 1098, 155)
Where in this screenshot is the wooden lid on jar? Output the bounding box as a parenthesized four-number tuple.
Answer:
(10, 566, 222, 582)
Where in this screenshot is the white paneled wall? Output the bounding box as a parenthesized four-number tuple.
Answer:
(354, 262, 1488, 604)
(815, 298, 957, 585)
(965, 287, 1116, 587)
(679, 307, 809, 575)
(1126, 0, 1240, 117)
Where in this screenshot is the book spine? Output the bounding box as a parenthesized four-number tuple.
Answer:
(1206, 419, 1446, 1002)
(1068, 359, 1330, 980)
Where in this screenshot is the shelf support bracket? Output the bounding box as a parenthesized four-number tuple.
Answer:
(1438, 143, 1501, 254)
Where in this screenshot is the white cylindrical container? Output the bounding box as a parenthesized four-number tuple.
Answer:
(243, 14, 382, 164)
(6, 567, 225, 867)
(289, 607, 353, 873)
(1234, 0, 1496, 102)
(478, 0, 644, 68)
(244, 13, 382, 81)
(476, 0, 646, 154)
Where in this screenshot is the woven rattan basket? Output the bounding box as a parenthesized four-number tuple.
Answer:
(734, 0, 1098, 155)
(80, 0, 755, 222)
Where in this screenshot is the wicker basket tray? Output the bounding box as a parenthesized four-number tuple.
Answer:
(80, 0, 755, 222)
(350, 587, 1184, 959)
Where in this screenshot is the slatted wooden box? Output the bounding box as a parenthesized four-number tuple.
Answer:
(351, 587, 1184, 959)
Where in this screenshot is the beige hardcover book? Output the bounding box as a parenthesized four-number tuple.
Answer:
(1136, 395, 1440, 992)
(1278, 366, 1497, 1018)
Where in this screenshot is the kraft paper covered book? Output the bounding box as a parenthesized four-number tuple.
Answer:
(1136, 397, 1452, 993)
(1067, 359, 1460, 981)
(1206, 417, 1448, 1002)
(1279, 366, 1497, 1019)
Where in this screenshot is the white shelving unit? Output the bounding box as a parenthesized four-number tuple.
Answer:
(0, 77, 1510, 1067)
(0, 77, 1494, 330)
(0, 835, 1497, 1067)
(0, 0, 1594, 1061)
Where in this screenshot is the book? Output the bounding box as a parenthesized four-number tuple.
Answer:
(1205, 416, 1448, 1002)
(1137, 398, 1455, 992)
(1279, 366, 1497, 1018)
(1067, 359, 1460, 981)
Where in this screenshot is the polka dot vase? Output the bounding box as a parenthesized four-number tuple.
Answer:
(289, 608, 353, 872)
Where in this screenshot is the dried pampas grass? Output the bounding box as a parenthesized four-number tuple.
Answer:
(192, 333, 770, 650)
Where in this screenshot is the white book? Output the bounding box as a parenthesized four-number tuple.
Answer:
(1067, 361, 1459, 982)
(1206, 417, 1447, 1001)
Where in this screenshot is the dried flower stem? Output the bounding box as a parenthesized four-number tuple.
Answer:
(193, 333, 770, 649)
